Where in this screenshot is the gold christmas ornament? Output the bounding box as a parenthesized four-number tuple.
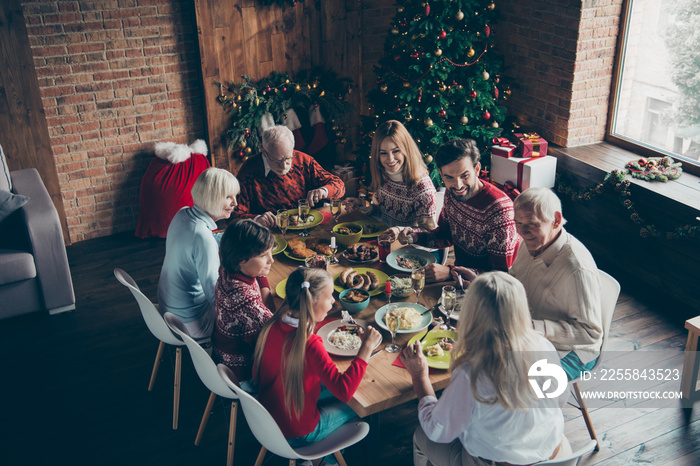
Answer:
(340, 138, 347, 144)
(244, 147, 252, 154)
(240, 141, 246, 148)
(295, 84, 301, 90)
(424, 118, 434, 127)
(397, 6, 404, 12)
(391, 27, 399, 35)
(482, 71, 490, 80)
(488, 2, 495, 10)
(435, 48, 443, 56)
(491, 121, 499, 128)
(381, 85, 388, 92)
(424, 155, 433, 163)
(403, 81, 411, 88)
(460, 116, 469, 125)
(455, 10, 464, 20)
(467, 47, 475, 57)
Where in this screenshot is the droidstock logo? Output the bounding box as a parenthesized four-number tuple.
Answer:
(528, 359, 568, 399)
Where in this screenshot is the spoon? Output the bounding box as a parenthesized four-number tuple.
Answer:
(456, 274, 466, 293)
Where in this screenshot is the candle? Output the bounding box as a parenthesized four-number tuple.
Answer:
(384, 280, 391, 293)
(330, 236, 336, 248)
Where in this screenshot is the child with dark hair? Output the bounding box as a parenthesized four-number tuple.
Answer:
(212, 219, 276, 382)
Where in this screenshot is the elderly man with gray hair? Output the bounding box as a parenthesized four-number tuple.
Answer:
(234, 125, 345, 228)
(509, 187, 603, 381)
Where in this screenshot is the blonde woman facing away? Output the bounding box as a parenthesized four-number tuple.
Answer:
(253, 267, 382, 465)
(344, 120, 437, 229)
(157, 167, 239, 339)
(401, 271, 571, 466)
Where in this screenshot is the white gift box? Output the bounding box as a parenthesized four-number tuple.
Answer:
(490, 154, 557, 191)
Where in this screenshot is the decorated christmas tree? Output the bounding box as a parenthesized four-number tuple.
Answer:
(357, 0, 510, 187)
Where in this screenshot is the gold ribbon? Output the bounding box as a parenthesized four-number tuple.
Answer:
(519, 133, 541, 157)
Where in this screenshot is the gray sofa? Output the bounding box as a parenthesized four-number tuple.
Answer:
(0, 168, 75, 319)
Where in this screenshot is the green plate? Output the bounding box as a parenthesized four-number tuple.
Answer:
(275, 278, 288, 299)
(285, 209, 323, 230)
(271, 235, 287, 255)
(408, 329, 458, 369)
(357, 220, 389, 238)
(333, 267, 389, 297)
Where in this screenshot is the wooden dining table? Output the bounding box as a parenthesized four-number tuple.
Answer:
(266, 206, 455, 462)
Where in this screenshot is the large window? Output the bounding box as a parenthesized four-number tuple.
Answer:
(608, 0, 700, 170)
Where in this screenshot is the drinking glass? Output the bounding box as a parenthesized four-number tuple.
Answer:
(377, 232, 393, 262)
(384, 305, 401, 353)
(440, 285, 457, 330)
(411, 267, 425, 305)
(298, 199, 311, 237)
(276, 209, 289, 238)
(401, 227, 414, 245)
(330, 198, 342, 223)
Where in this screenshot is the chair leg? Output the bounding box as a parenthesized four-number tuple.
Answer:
(148, 341, 165, 391)
(227, 400, 238, 466)
(334, 451, 348, 466)
(573, 382, 599, 451)
(289, 460, 295, 466)
(681, 330, 700, 401)
(173, 347, 182, 430)
(254, 447, 267, 466)
(195, 392, 217, 445)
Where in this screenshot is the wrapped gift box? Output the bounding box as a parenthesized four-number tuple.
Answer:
(514, 133, 548, 158)
(490, 155, 557, 191)
(492, 143, 517, 158)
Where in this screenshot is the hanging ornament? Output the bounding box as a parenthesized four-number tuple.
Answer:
(424, 117, 434, 127)
(494, 87, 499, 98)
(483, 111, 491, 120)
(244, 147, 252, 154)
(237, 150, 244, 158)
(455, 10, 464, 20)
(411, 51, 419, 59)
(482, 71, 490, 80)
(391, 27, 399, 34)
(380, 85, 388, 92)
(239, 141, 247, 148)
(438, 30, 447, 39)
(484, 25, 491, 37)
(424, 154, 433, 163)
(491, 122, 499, 128)
(402, 81, 410, 88)
(439, 84, 447, 92)
(438, 109, 447, 118)
(397, 5, 404, 12)
(467, 47, 476, 57)
(460, 115, 469, 125)
(469, 90, 478, 98)
(425, 2, 430, 16)
(488, 2, 495, 10)
(435, 48, 443, 56)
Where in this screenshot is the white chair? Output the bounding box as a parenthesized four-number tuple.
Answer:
(217, 363, 369, 466)
(114, 267, 184, 429)
(570, 270, 621, 451)
(538, 440, 597, 465)
(164, 313, 239, 466)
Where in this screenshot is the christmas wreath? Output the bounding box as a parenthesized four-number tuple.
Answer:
(625, 156, 683, 182)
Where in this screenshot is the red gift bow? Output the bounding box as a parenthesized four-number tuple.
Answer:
(492, 137, 511, 146)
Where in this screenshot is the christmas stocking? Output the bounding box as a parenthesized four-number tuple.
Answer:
(306, 104, 328, 155)
(257, 112, 275, 137)
(282, 108, 305, 150)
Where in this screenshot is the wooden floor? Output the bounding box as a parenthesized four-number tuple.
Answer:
(1, 232, 699, 465)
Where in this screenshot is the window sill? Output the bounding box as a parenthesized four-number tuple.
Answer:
(551, 142, 700, 215)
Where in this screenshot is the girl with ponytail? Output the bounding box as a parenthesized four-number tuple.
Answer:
(253, 267, 382, 459)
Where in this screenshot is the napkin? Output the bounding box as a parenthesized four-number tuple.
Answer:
(320, 211, 333, 225)
(391, 348, 434, 373)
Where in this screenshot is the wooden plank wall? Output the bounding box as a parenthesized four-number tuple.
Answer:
(0, 0, 69, 243)
(194, 0, 362, 173)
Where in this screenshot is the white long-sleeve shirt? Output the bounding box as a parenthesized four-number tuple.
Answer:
(510, 229, 603, 363)
(417, 336, 564, 464)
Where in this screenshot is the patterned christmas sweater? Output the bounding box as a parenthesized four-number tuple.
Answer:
(374, 173, 437, 227)
(415, 181, 519, 274)
(234, 150, 345, 218)
(212, 270, 273, 382)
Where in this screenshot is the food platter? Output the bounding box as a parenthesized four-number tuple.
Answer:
(385, 246, 437, 273)
(317, 319, 379, 357)
(275, 278, 288, 299)
(341, 242, 379, 264)
(373, 302, 431, 334)
(271, 235, 287, 255)
(284, 209, 323, 230)
(408, 329, 458, 369)
(283, 237, 333, 262)
(356, 220, 389, 238)
(333, 267, 389, 297)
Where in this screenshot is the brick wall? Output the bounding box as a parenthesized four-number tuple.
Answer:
(496, 0, 622, 147)
(22, 0, 204, 243)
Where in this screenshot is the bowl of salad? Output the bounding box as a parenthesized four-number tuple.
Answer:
(332, 222, 363, 247)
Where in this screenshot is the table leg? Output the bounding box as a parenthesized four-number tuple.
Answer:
(367, 413, 380, 466)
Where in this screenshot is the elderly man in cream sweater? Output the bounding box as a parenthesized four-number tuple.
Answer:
(509, 187, 603, 381)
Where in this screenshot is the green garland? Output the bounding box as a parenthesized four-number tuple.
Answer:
(556, 170, 699, 240)
(216, 69, 353, 158)
(625, 156, 683, 182)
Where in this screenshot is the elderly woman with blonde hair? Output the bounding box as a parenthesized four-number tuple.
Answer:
(158, 167, 240, 339)
(401, 271, 570, 466)
(344, 120, 437, 229)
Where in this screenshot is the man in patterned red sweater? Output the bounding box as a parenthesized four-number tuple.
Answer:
(234, 125, 345, 228)
(391, 139, 519, 283)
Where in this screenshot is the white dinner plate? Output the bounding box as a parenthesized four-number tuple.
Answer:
(385, 246, 436, 273)
(317, 319, 379, 357)
(374, 302, 431, 334)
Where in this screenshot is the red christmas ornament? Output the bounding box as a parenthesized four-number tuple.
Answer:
(494, 87, 499, 98)
(438, 109, 447, 118)
(469, 90, 478, 98)
(484, 25, 491, 37)
(438, 30, 447, 39)
(282, 86, 287, 91)
(411, 52, 420, 59)
(425, 3, 430, 16)
(483, 111, 491, 120)
(638, 158, 648, 167)
(266, 86, 272, 92)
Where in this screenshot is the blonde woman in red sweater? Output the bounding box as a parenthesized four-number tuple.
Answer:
(253, 268, 382, 465)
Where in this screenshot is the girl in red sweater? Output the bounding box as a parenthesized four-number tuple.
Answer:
(253, 267, 381, 463)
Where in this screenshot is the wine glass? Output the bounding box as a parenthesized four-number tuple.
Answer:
(330, 198, 342, 223)
(440, 285, 457, 330)
(276, 209, 289, 238)
(384, 305, 401, 353)
(411, 267, 425, 305)
(298, 199, 311, 237)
